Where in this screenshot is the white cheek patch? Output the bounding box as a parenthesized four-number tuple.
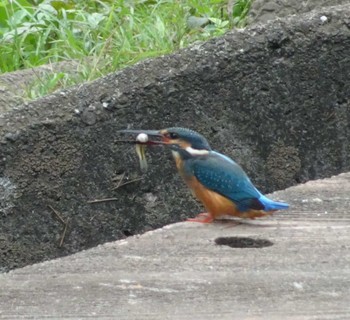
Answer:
(185, 147, 209, 156)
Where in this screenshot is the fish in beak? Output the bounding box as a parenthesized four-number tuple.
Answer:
(117, 129, 164, 172)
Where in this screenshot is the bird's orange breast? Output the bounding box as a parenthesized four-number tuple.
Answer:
(173, 154, 238, 219)
(174, 154, 272, 220)
(185, 176, 240, 219)
(187, 177, 273, 219)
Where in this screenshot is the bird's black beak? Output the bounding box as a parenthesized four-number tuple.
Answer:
(116, 129, 164, 145)
(118, 129, 162, 137)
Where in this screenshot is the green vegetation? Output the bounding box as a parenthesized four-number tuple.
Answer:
(0, 0, 252, 99)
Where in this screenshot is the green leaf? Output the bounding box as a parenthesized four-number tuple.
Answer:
(86, 12, 105, 29)
(187, 16, 209, 29)
(51, 1, 75, 12)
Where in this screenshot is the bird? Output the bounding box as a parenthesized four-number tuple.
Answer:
(119, 127, 289, 223)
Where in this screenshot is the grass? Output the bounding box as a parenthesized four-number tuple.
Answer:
(0, 0, 252, 99)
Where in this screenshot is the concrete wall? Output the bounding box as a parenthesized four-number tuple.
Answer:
(249, 0, 350, 24)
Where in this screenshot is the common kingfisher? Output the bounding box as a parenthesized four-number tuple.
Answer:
(119, 127, 289, 223)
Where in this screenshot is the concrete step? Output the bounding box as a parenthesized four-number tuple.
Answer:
(1, 172, 349, 319)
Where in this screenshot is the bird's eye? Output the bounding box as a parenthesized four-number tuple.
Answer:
(169, 132, 179, 139)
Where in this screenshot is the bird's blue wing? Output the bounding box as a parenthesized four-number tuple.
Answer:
(187, 152, 264, 211)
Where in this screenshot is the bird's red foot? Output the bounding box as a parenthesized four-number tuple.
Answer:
(187, 212, 213, 223)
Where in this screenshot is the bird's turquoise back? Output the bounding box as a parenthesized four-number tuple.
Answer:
(183, 151, 289, 212)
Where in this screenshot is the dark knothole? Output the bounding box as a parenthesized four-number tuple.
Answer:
(215, 237, 273, 248)
(122, 230, 134, 237)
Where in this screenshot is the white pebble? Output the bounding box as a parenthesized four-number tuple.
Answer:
(293, 282, 304, 290)
(320, 15, 328, 23)
(136, 133, 148, 143)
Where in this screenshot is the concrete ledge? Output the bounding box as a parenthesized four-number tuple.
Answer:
(1, 172, 349, 319)
(249, 0, 350, 24)
(1, 4, 350, 271)
(0, 60, 84, 114)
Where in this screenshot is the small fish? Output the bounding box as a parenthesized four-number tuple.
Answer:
(117, 130, 164, 171)
(135, 133, 149, 172)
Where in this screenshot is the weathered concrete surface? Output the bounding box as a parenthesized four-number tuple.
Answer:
(0, 172, 350, 319)
(1, 5, 350, 271)
(0, 60, 85, 113)
(249, 0, 350, 24)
